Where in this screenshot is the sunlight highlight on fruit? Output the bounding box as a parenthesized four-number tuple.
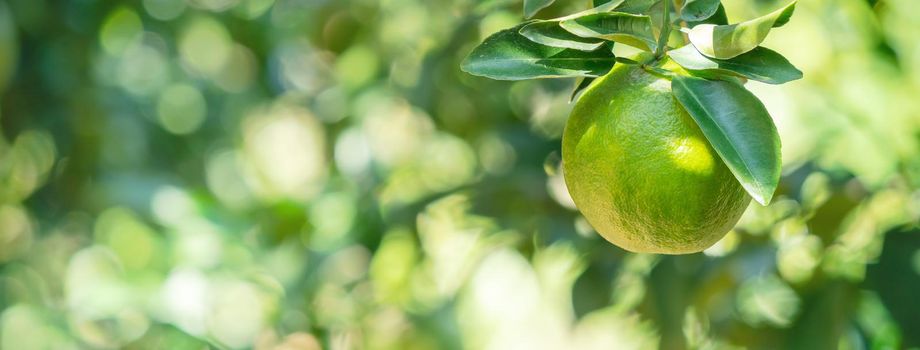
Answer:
(666, 136, 716, 175)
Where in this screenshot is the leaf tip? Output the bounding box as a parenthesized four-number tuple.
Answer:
(523, 0, 556, 19)
(773, 1, 798, 27)
(750, 186, 775, 206)
(459, 54, 475, 74)
(557, 18, 578, 33)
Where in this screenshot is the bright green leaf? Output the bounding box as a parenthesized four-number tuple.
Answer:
(556, 0, 627, 21)
(671, 76, 781, 205)
(520, 21, 606, 51)
(681, 0, 721, 22)
(668, 44, 803, 84)
(689, 1, 797, 59)
(560, 12, 658, 51)
(524, 0, 556, 19)
(461, 25, 616, 80)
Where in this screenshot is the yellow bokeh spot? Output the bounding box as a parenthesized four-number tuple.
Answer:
(100, 7, 143, 55)
(242, 103, 327, 202)
(335, 45, 379, 88)
(370, 229, 418, 304)
(179, 16, 232, 77)
(0, 205, 32, 262)
(142, 0, 186, 21)
(157, 83, 207, 135)
(704, 230, 740, 257)
(235, 0, 276, 19)
(94, 208, 157, 271)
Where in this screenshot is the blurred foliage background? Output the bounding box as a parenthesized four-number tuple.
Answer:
(0, 0, 918, 349)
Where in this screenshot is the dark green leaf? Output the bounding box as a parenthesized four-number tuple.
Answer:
(686, 4, 728, 26)
(560, 12, 658, 51)
(689, 1, 797, 59)
(520, 21, 606, 51)
(524, 0, 556, 19)
(570, 77, 596, 102)
(461, 25, 617, 80)
(681, 0, 721, 22)
(671, 76, 781, 205)
(668, 44, 803, 84)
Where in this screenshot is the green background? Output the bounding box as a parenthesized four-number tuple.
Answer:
(0, 0, 918, 349)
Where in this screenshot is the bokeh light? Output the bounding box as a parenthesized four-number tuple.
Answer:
(156, 83, 208, 135)
(0, 0, 918, 348)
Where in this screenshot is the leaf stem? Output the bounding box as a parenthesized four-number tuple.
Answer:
(673, 0, 690, 44)
(641, 64, 677, 79)
(654, 0, 671, 57)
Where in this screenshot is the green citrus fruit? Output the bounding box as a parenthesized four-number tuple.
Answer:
(562, 62, 750, 254)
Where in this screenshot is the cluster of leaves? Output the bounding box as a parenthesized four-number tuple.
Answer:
(462, 0, 803, 206)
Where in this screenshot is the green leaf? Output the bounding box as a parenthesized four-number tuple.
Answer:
(687, 4, 727, 26)
(614, 0, 662, 14)
(519, 0, 631, 51)
(524, 0, 556, 19)
(671, 76, 781, 205)
(461, 25, 617, 80)
(688, 1, 797, 59)
(560, 12, 658, 51)
(668, 44, 803, 84)
(681, 0, 721, 22)
(520, 21, 606, 51)
(556, 0, 627, 21)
